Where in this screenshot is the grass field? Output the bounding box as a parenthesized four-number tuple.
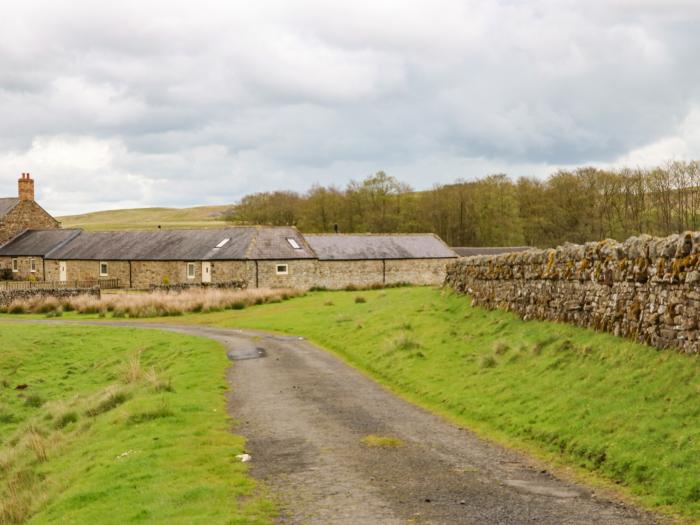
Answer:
(0, 324, 273, 524)
(144, 286, 699, 522)
(58, 205, 234, 231)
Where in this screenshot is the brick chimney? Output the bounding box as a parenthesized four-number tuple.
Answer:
(18, 172, 35, 201)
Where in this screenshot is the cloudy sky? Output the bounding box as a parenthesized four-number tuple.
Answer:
(1, 0, 699, 215)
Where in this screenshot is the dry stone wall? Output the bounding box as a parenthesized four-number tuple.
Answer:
(445, 232, 700, 353)
(0, 288, 100, 308)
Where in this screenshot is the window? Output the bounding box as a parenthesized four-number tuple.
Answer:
(30, 258, 36, 273)
(276, 264, 288, 275)
(286, 238, 301, 249)
(187, 262, 196, 279)
(12, 258, 18, 272)
(100, 262, 109, 277)
(215, 238, 230, 249)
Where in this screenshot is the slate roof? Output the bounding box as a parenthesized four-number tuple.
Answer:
(452, 246, 532, 257)
(246, 227, 316, 260)
(0, 198, 19, 219)
(304, 234, 457, 260)
(2, 226, 316, 261)
(0, 229, 81, 256)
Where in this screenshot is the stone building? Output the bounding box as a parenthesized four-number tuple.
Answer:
(0, 173, 457, 289)
(306, 234, 456, 288)
(0, 173, 60, 245)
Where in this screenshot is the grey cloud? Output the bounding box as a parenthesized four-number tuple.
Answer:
(1, 0, 700, 214)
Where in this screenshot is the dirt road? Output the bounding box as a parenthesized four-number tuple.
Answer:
(15, 321, 662, 524)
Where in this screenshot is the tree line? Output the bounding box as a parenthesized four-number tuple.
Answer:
(225, 161, 700, 248)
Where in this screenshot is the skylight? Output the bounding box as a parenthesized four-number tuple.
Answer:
(287, 238, 301, 249)
(215, 238, 230, 249)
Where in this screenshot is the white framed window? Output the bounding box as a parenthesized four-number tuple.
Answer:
(187, 262, 196, 279)
(286, 238, 301, 249)
(30, 258, 36, 273)
(12, 258, 18, 272)
(100, 262, 109, 277)
(276, 264, 288, 275)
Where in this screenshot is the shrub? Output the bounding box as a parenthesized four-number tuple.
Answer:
(354, 296, 366, 304)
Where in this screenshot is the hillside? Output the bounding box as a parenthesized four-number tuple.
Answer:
(57, 205, 235, 231)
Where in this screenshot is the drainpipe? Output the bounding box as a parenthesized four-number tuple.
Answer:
(382, 259, 386, 285)
(255, 260, 259, 288)
(128, 261, 132, 289)
(42, 258, 46, 281)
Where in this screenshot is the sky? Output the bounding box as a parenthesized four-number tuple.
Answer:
(1, 0, 700, 215)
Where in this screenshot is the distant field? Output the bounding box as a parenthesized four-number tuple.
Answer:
(0, 324, 273, 524)
(57, 205, 235, 231)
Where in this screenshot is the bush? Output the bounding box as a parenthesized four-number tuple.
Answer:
(355, 296, 366, 304)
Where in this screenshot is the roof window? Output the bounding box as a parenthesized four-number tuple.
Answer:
(215, 238, 230, 249)
(287, 238, 301, 249)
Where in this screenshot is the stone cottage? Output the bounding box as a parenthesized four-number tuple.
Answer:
(0, 173, 59, 245)
(305, 234, 456, 288)
(0, 173, 457, 289)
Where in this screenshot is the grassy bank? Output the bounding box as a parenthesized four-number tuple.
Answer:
(167, 286, 700, 522)
(0, 324, 273, 524)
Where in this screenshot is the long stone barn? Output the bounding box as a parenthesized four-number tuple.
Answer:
(0, 174, 457, 289)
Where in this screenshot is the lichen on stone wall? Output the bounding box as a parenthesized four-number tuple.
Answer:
(445, 232, 700, 353)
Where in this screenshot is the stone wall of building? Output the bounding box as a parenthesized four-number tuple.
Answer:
(3, 255, 454, 290)
(444, 232, 700, 353)
(0, 201, 59, 245)
(0, 256, 45, 280)
(44, 260, 130, 286)
(256, 259, 319, 289)
(211, 261, 254, 286)
(385, 258, 451, 285)
(315, 260, 385, 289)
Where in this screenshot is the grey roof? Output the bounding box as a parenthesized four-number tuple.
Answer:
(0, 229, 81, 256)
(37, 226, 314, 261)
(305, 234, 457, 260)
(247, 227, 316, 260)
(0, 198, 19, 219)
(452, 246, 533, 257)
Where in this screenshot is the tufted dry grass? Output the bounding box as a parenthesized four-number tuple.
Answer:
(1, 287, 301, 318)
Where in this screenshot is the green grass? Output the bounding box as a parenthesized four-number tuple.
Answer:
(0, 324, 273, 525)
(58, 205, 234, 231)
(162, 286, 700, 522)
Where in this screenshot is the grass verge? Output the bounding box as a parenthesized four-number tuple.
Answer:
(166, 286, 700, 522)
(0, 324, 273, 525)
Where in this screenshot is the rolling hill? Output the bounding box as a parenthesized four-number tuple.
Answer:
(57, 205, 235, 231)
